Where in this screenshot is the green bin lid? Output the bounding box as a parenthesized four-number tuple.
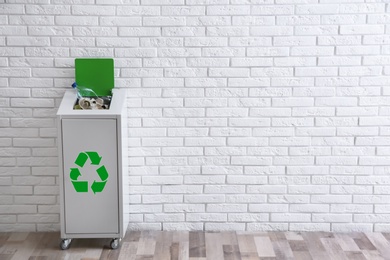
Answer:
(75, 58, 114, 96)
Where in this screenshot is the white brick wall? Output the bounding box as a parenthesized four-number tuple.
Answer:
(0, 1, 389, 233)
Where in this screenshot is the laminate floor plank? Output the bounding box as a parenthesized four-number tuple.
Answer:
(10, 232, 44, 260)
(284, 232, 304, 241)
(30, 232, 61, 260)
(253, 236, 275, 258)
(365, 232, 390, 258)
(362, 250, 385, 260)
(117, 242, 137, 260)
(320, 238, 348, 260)
(353, 233, 376, 251)
(345, 251, 367, 260)
(301, 232, 329, 260)
(334, 234, 361, 252)
(268, 232, 294, 260)
(0, 231, 389, 259)
(124, 231, 141, 243)
(98, 245, 121, 260)
(223, 245, 241, 260)
(382, 232, 390, 242)
(153, 231, 173, 260)
(189, 232, 206, 258)
(172, 231, 189, 260)
(136, 231, 157, 256)
(178, 242, 189, 260)
(7, 232, 29, 242)
(292, 251, 312, 260)
(205, 233, 224, 260)
(237, 234, 258, 257)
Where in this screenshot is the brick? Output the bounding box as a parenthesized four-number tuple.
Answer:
(145, 213, 184, 222)
(248, 47, 289, 57)
(331, 204, 373, 214)
(188, 16, 231, 26)
(274, 36, 316, 46)
(202, 166, 242, 175)
(187, 58, 229, 67)
(322, 14, 365, 24)
(274, 156, 314, 166)
(332, 224, 373, 233)
(189, 156, 229, 166)
(146, 157, 187, 166)
(207, 6, 249, 15)
(337, 46, 380, 55)
(163, 223, 203, 231)
(277, 15, 320, 25)
(232, 16, 275, 26)
(296, 4, 339, 14)
(232, 58, 273, 67)
(249, 204, 288, 213)
(205, 223, 246, 231)
(226, 194, 267, 203)
(186, 98, 227, 108)
(207, 26, 249, 37)
(184, 175, 225, 184)
(289, 185, 329, 194)
(331, 185, 372, 195)
(168, 128, 208, 136)
(271, 213, 311, 222)
(162, 6, 205, 16)
(142, 0, 184, 4)
(230, 37, 272, 47)
(227, 176, 267, 185)
(72, 5, 115, 15)
(269, 176, 310, 185)
(339, 3, 385, 14)
(247, 223, 288, 231)
(185, 137, 226, 146)
(290, 223, 330, 232)
(144, 17, 186, 26)
(162, 27, 205, 37)
(7, 36, 50, 47)
(330, 166, 372, 175)
(207, 204, 247, 213)
(292, 46, 335, 56)
(203, 47, 245, 57)
(187, 213, 227, 222)
(29, 26, 72, 36)
(228, 213, 268, 222)
(290, 204, 329, 213)
(204, 185, 245, 194)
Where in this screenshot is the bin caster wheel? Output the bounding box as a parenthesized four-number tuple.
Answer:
(60, 239, 72, 250)
(110, 238, 120, 250)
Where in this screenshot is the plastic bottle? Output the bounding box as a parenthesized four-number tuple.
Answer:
(71, 82, 99, 99)
(72, 82, 103, 110)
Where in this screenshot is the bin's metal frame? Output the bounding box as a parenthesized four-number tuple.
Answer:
(57, 89, 129, 249)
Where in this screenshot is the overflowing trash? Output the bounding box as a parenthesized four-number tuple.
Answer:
(72, 82, 111, 110)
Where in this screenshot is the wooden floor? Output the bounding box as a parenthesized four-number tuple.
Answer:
(0, 231, 390, 260)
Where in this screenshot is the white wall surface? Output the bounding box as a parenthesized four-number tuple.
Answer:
(0, 1, 390, 232)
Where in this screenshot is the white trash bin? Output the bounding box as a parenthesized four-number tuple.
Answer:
(57, 59, 128, 250)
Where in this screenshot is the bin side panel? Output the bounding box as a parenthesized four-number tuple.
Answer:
(120, 106, 129, 236)
(62, 118, 119, 235)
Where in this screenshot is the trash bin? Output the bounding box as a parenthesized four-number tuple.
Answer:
(57, 58, 128, 250)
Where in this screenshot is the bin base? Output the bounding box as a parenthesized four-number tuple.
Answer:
(59, 237, 121, 250)
(60, 239, 72, 250)
(110, 238, 120, 249)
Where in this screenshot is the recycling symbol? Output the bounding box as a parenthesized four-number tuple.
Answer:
(70, 151, 109, 194)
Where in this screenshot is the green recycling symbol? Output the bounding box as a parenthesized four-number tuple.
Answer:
(70, 151, 109, 194)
